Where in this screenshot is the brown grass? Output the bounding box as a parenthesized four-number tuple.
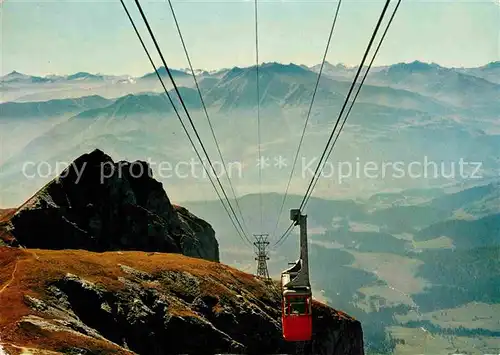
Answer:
(0, 246, 354, 352)
(213, 304, 224, 313)
(0, 208, 16, 223)
(0, 247, 266, 353)
(168, 301, 200, 318)
(0, 208, 17, 244)
(15, 320, 132, 354)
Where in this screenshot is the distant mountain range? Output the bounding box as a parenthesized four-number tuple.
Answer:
(3, 60, 500, 86)
(1, 70, 133, 84)
(1, 59, 499, 207)
(0, 95, 111, 119)
(0, 66, 226, 86)
(4, 61, 498, 113)
(2, 60, 499, 117)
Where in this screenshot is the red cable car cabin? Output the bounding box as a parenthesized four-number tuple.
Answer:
(281, 287, 312, 341)
(281, 209, 312, 342)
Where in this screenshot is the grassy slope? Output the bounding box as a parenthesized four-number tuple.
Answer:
(0, 247, 348, 354)
(0, 247, 256, 352)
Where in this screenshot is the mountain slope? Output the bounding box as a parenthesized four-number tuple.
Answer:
(414, 213, 500, 248)
(199, 62, 451, 113)
(140, 66, 191, 80)
(0, 247, 364, 355)
(0, 95, 111, 119)
(368, 61, 500, 108)
(363, 181, 500, 232)
(0, 71, 51, 84)
(427, 182, 500, 218)
(455, 61, 500, 84)
(66, 72, 106, 81)
(414, 246, 500, 311)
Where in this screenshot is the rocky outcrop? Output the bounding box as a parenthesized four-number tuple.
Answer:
(0, 209, 17, 247)
(174, 205, 220, 263)
(0, 149, 219, 262)
(0, 247, 364, 355)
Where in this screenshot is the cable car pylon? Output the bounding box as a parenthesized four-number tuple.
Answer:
(280, 209, 312, 342)
(254, 233, 270, 279)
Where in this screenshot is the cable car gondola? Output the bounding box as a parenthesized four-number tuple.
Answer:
(280, 209, 312, 341)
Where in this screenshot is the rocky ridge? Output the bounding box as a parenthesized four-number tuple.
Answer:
(0, 247, 364, 354)
(0, 149, 219, 262)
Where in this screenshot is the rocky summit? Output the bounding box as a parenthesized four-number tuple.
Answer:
(0, 149, 219, 262)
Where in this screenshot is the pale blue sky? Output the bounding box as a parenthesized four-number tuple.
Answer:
(1, 0, 499, 76)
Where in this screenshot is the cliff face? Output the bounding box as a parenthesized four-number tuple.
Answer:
(0, 149, 219, 262)
(0, 247, 364, 355)
(174, 205, 220, 263)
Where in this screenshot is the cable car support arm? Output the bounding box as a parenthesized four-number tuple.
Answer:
(282, 209, 310, 289)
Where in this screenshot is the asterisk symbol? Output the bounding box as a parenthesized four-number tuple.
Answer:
(256, 156, 270, 169)
(274, 155, 287, 169)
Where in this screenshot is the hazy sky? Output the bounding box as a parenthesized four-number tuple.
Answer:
(1, 0, 499, 76)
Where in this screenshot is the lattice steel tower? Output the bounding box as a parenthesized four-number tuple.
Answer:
(254, 233, 270, 279)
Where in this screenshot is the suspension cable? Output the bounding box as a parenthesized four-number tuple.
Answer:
(271, 0, 343, 241)
(120, 0, 251, 247)
(254, 0, 263, 232)
(132, 0, 253, 246)
(298, 0, 391, 212)
(166, 0, 251, 238)
(273, 0, 400, 250)
(302, 0, 403, 210)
